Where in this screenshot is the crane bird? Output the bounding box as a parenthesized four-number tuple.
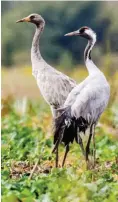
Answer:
(16, 14, 77, 167)
(53, 26, 110, 168)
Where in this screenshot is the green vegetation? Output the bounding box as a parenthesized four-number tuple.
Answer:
(1, 67, 118, 202)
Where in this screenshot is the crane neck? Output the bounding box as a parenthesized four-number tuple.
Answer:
(31, 23, 44, 61)
(84, 37, 100, 75)
(84, 39, 94, 61)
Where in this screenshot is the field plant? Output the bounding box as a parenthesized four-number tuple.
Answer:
(1, 67, 118, 202)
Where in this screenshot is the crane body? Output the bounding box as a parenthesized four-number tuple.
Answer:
(53, 27, 110, 167)
(17, 14, 76, 115)
(16, 14, 77, 166)
(31, 25, 76, 113)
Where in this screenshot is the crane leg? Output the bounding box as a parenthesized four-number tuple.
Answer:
(92, 125, 96, 168)
(55, 147, 59, 168)
(78, 135, 85, 157)
(62, 144, 69, 167)
(52, 133, 63, 168)
(85, 125, 93, 162)
(52, 133, 63, 154)
(75, 129, 85, 157)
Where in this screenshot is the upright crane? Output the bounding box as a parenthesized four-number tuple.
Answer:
(53, 27, 110, 168)
(16, 14, 77, 167)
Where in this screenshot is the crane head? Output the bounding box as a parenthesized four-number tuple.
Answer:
(16, 13, 45, 26)
(65, 26, 96, 41)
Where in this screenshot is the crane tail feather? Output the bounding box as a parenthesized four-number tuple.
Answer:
(53, 107, 70, 144)
(53, 107, 89, 149)
(53, 106, 76, 148)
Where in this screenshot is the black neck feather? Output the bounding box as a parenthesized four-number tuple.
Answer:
(84, 43, 91, 60)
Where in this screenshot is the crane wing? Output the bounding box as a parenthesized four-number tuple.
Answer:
(64, 76, 90, 107)
(35, 63, 77, 108)
(71, 82, 110, 123)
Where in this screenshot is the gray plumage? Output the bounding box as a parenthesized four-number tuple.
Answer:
(16, 14, 77, 168)
(65, 68, 110, 124)
(17, 14, 76, 118)
(53, 27, 110, 167)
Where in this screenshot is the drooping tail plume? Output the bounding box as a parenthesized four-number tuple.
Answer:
(52, 106, 89, 154)
(52, 106, 77, 153)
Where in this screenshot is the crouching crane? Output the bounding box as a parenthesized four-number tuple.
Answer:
(16, 14, 77, 167)
(53, 27, 110, 167)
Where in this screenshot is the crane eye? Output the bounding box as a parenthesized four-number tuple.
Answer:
(79, 27, 89, 34)
(30, 15, 35, 20)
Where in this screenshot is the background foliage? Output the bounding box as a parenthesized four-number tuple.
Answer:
(1, 1, 118, 67)
(1, 1, 118, 202)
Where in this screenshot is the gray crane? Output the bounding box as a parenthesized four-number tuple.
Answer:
(16, 14, 77, 167)
(53, 26, 110, 168)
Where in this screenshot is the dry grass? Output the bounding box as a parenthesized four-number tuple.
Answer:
(2, 66, 41, 99)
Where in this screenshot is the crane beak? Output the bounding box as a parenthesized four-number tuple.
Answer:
(64, 30, 80, 36)
(16, 16, 31, 23)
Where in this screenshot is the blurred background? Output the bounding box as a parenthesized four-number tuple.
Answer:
(1, 1, 118, 99)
